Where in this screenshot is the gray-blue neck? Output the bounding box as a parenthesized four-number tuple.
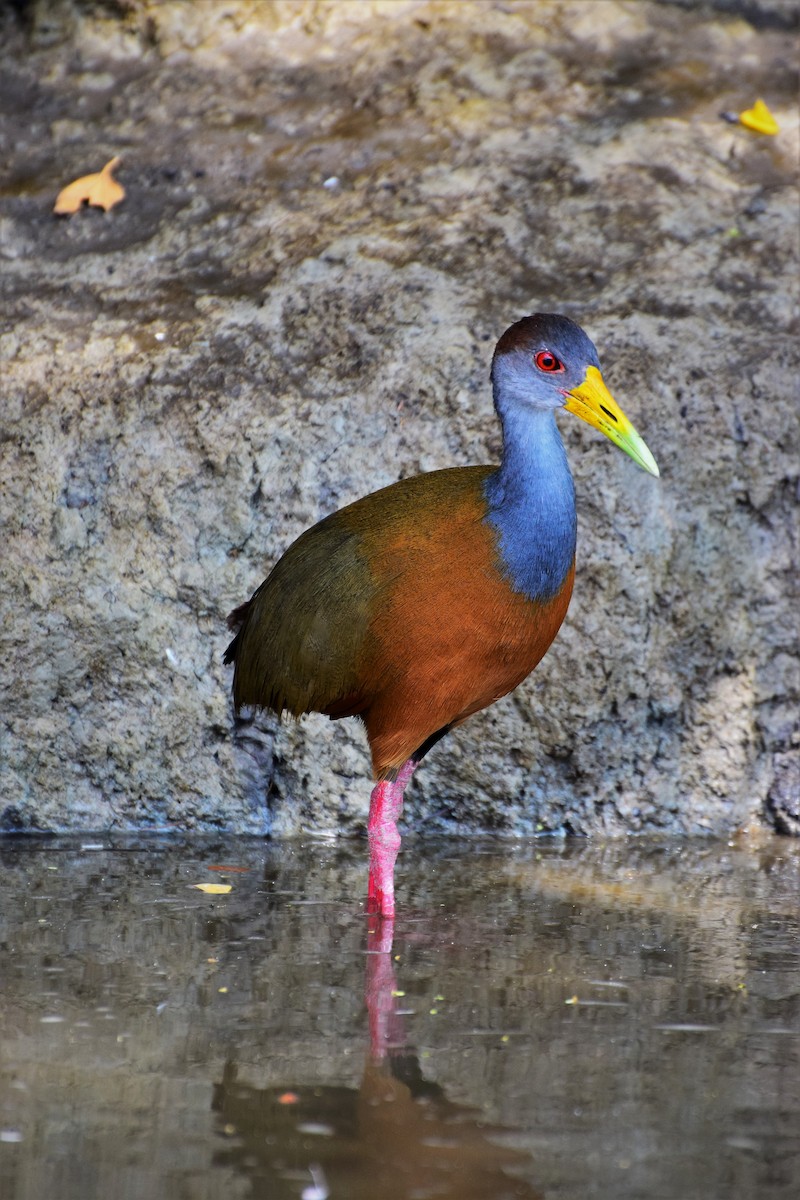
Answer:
(484, 403, 577, 602)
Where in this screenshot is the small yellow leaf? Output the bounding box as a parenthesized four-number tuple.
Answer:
(54, 156, 125, 215)
(193, 883, 232, 895)
(739, 98, 779, 136)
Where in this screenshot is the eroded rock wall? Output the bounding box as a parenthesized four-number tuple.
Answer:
(1, 0, 797, 835)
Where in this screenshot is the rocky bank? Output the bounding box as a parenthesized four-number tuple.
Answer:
(0, 0, 798, 838)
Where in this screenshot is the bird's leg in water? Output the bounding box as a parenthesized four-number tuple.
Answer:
(367, 759, 417, 918)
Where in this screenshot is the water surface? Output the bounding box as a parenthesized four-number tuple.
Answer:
(1, 835, 798, 1199)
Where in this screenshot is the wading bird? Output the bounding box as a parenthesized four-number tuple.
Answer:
(225, 314, 658, 917)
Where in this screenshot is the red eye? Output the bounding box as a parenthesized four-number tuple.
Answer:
(534, 350, 562, 372)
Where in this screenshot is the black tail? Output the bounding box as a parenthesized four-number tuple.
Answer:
(223, 600, 251, 666)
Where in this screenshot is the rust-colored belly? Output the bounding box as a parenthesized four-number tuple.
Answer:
(361, 500, 575, 776)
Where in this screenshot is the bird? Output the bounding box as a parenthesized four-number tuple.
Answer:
(224, 314, 658, 919)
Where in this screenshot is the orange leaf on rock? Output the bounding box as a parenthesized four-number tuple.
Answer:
(54, 156, 125, 215)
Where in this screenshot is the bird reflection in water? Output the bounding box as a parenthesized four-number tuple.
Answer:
(211, 918, 541, 1199)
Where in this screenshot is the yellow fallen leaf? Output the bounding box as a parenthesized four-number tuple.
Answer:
(739, 98, 779, 136)
(193, 883, 232, 895)
(53, 156, 125, 215)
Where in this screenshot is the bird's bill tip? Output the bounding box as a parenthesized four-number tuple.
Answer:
(564, 366, 660, 477)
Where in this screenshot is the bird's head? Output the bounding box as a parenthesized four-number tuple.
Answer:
(491, 313, 659, 476)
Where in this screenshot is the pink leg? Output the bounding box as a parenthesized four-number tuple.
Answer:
(367, 758, 417, 918)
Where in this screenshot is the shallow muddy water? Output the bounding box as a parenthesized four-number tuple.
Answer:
(1, 835, 798, 1199)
